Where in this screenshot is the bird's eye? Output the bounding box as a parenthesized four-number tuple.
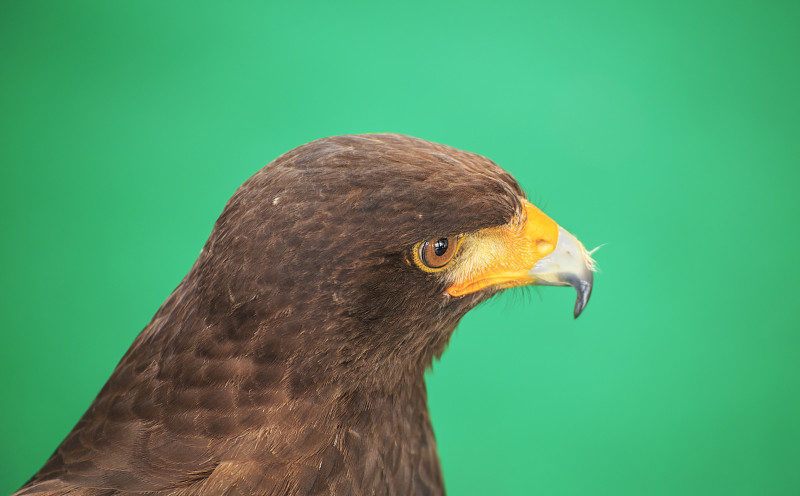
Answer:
(415, 236, 460, 271)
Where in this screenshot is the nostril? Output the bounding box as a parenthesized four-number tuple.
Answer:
(536, 240, 553, 253)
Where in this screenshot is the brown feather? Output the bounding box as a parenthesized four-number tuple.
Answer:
(16, 134, 525, 496)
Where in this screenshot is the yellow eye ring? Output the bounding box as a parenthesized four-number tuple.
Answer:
(412, 236, 462, 273)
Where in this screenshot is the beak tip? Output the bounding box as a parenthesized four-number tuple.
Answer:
(573, 300, 584, 319)
(572, 277, 593, 319)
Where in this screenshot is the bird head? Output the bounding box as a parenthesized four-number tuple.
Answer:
(181, 134, 595, 392)
(14, 133, 598, 496)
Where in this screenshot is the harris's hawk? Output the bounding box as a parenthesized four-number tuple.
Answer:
(15, 134, 596, 496)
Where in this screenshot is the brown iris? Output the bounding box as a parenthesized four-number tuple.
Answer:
(417, 236, 459, 270)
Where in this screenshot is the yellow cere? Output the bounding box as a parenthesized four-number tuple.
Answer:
(445, 200, 559, 297)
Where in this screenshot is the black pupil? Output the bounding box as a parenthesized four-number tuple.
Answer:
(433, 238, 449, 256)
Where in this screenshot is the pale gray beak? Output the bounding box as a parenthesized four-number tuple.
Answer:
(528, 226, 596, 318)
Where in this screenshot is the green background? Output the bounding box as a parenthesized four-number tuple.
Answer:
(2, 1, 798, 494)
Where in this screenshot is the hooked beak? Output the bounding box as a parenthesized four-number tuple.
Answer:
(446, 200, 596, 318)
(528, 226, 595, 318)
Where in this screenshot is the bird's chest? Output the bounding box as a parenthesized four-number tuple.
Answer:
(315, 408, 444, 496)
(242, 390, 444, 496)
